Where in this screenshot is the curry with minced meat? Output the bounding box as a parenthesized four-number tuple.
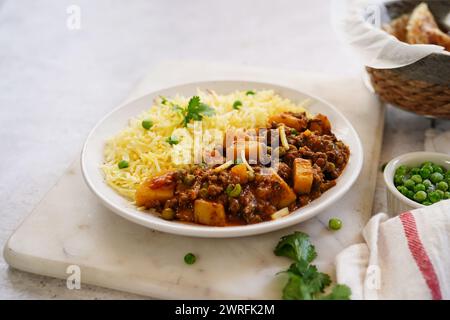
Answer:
(135, 112, 349, 226)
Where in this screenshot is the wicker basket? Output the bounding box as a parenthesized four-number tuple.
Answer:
(366, 0, 450, 119)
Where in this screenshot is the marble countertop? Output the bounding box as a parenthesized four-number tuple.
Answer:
(0, 0, 448, 299)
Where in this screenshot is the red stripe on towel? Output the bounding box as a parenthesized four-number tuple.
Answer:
(399, 212, 442, 300)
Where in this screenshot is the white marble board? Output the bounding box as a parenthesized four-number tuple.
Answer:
(4, 61, 384, 299)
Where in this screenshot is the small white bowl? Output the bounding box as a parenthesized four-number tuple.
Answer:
(384, 151, 450, 215)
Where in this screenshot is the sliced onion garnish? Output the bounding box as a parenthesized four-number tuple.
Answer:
(240, 149, 255, 173)
(279, 125, 289, 149)
(213, 159, 234, 172)
(271, 207, 289, 220)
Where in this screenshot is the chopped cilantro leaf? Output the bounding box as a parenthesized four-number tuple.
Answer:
(274, 231, 317, 263)
(282, 273, 312, 300)
(118, 160, 129, 169)
(180, 96, 215, 127)
(319, 284, 352, 300)
(166, 136, 179, 145)
(160, 96, 168, 105)
(287, 261, 331, 293)
(232, 100, 242, 110)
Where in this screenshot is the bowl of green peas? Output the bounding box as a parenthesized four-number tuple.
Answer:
(384, 152, 450, 214)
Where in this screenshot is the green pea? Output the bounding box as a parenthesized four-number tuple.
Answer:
(183, 174, 195, 186)
(161, 208, 175, 220)
(245, 90, 255, 96)
(410, 168, 420, 175)
(430, 172, 444, 184)
(184, 253, 196, 265)
(142, 119, 153, 130)
(404, 179, 415, 190)
(425, 166, 434, 174)
(160, 96, 168, 105)
(437, 181, 448, 192)
(394, 174, 404, 186)
(413, 191, 427, 202)
(276, 146, 287, 157)
(444, 191, 450, 199)
(396, 165, 408, 175)
(428, 191, 442, 203)
(414, 183, 426, 193)
(199, 188, 208, 198)
(419, 167, 431, 179)
(327, 162, 336, 172)
(423, 179, 433, 188)
(397, 186, 409, 196)
(411, 175, 422, 184)
(422, 201, 432, 206)
(406, 190, 415, 199)
(118, 160, 129, 169)
(166, 136, 180, 145)
(421, 161, 433, 169)
(227, 184, 242, 197)
(328, 218, 342, 231)
(436, 190, 445, 198)
(432, 165, 444, 174)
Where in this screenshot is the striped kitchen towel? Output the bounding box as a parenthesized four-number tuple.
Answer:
(335, 200, 450, 300)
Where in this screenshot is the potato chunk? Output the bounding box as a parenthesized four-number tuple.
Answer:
(231, 163, 248, 184)
(270, 171, 297, 209)
(308, 114, 331, 135)
(194, 200, 226, 226)
(269, 113, 307, 131)
(135, 172, 176, 207)
(293, 158, 314, 194)
(226, 140, 265, 163)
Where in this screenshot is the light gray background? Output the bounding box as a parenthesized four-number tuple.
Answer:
(0, 0, 447, 299)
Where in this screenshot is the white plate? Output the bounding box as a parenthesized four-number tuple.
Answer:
(81, 81, 363, 238)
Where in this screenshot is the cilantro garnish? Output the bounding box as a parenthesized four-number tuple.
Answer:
(274, 232, 351, 300)
(160, 96, 168, 105)
(274, 232, 317, 263)
(178, 96, 215, 127)
(166, 136, 180, 145)
(159, 96, 183, 112)
(319, 284, 352, 300)
(245, 90, 255, 96)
